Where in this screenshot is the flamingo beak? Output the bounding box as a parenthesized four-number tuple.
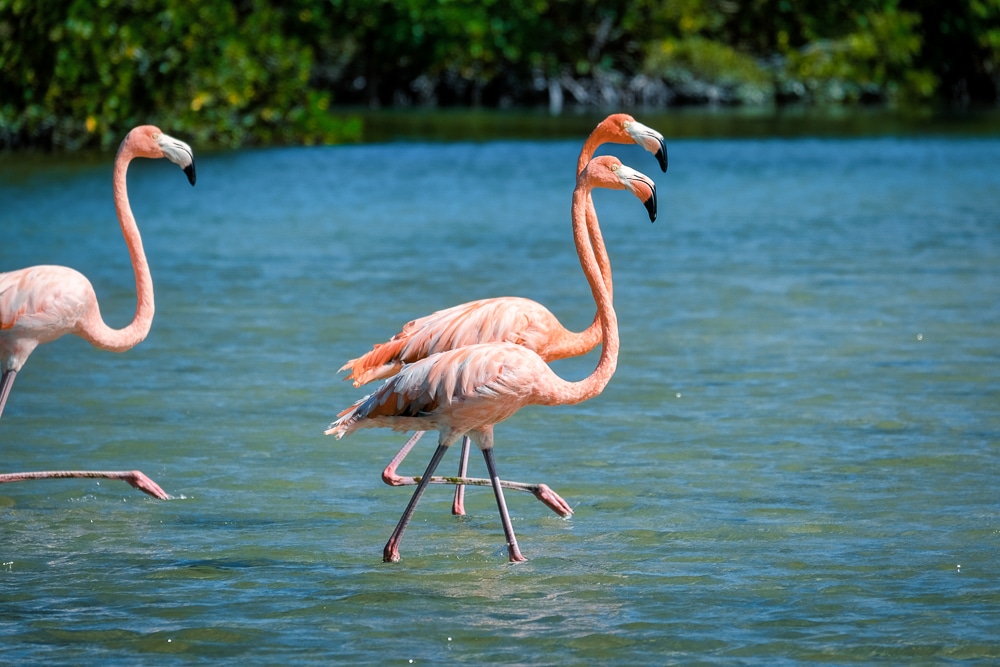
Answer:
(158, 133, 197, 186)
(643, 187, 657, 223)
(654, 137, 668, 173)
(627, 121, 669, 172)
(615, 163, 658, 223)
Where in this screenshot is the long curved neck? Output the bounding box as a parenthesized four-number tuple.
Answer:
(575, 129, 615, 334)
(576, 129, 614, 298)
(575, 196, 613, 338)
(577, 129, 614, 298)
(542, 182, 619, 406)
(534, 132, 617, 359)
(577, 132, 605, 175)
(79, 142, 155, 352)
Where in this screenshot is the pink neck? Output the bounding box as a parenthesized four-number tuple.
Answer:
(79, 140, 155, 352)
(563, 128, 616, 353)
(577, 132, 604, 174)
(544, 181, 619, 406)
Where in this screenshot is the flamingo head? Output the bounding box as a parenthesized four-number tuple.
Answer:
(581, 155, 658, 223)
(124, 125, 197, 185)
(597, 114, 668, 173)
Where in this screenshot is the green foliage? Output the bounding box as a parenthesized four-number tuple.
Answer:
(783, 6, 936, 103)
(1, 0, 998, 150)
(644, 36, 774, 105)
(0, 0, 361, 149)
(901, 0, 1000, 103)
(640, 1, 944, 105)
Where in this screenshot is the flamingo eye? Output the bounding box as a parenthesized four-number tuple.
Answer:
(610, 163, 619, 171)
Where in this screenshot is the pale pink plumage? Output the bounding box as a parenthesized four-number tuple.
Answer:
(341, 296, 591, 387)
(327, 155, 657, 562)
(339, 114, 666, 517)
(0, 125, 196, 500)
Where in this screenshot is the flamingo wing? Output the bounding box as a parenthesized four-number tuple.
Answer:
(340, 297, 561, 386)
(0, 267, 93, 340)
(328, 342, 545, 439)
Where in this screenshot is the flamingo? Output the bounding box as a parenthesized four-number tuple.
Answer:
(340, 113, 666, 516)
(0, 125, 196, 500)
(327, 155, 655, 563)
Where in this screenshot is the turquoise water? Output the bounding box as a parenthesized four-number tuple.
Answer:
(1, 130, 999, 664)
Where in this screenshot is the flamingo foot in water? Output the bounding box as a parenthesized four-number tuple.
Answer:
(531, 484, 573, 518)
(120, 470, 172, 499)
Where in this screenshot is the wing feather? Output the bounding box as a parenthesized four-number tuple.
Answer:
(0, 266, 93, 336)
(340, 297, 564, 386)
(327, 342, 547, 439)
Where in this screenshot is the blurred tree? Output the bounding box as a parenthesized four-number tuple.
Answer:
(903, 0, 1000, 104)
(0, 0, 360, 150)
(642, 0, 938, 105)
(1, 0, 998, 150)
(782, 4, 936, 104)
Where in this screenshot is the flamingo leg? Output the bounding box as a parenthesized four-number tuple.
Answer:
(451, 435, 471, 516)
(383, 442, 449, 563)
(482, 446, 527, 563)
(381, 431, 425, 485)
(381, 431, 572, 518)
(1, 371, 169, 500)
(0, 369, 16, 421)
(0, 469, 170, 500)
(385, 472, 572, 518)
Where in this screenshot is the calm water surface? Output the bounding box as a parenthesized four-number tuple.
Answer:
(1, 130, 998, 664)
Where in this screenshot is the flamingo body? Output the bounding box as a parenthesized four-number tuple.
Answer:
(333, 342, 560, 442)
(341, 296, 592, 387)
(1, 266, 94, 370)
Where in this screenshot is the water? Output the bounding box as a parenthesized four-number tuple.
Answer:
(1, 128, 999, 664)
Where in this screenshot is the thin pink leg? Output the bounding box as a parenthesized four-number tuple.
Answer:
(381, 431, 425, 485)
(0, 470, 170, 499)
(482, 447, 527, 563)
(1, 371, 169, 500)
(383, 443, 449, 563)
(0, 369, 17, 421)
(451, 435, 471, 516)
(381, 432, 572, 517)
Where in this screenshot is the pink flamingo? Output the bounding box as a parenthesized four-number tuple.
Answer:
(327, 155, 655, 562)
(340, 114, 666, 516)
(0, 125, 196, 499)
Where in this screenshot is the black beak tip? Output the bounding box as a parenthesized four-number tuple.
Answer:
(644, 194, 657, 223)
(184, 162, 197, 186)
(656, 142, 668, 172)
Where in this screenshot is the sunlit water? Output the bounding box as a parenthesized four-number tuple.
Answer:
(1, 130, 998, 665)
